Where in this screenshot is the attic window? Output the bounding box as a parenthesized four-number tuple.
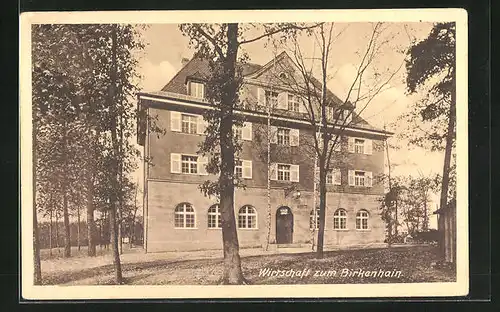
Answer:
(188, 81, 205, 99)
(278, 72, 288, 79)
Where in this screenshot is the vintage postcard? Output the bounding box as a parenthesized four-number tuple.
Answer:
(20, 9, 468, 300)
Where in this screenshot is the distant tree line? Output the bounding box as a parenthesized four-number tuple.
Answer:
(37, 219, 143, 250)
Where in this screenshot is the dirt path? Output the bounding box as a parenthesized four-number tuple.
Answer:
(40, 245, 455, 285)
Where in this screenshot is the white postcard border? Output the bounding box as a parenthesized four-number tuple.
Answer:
(20, 8, 469, 300)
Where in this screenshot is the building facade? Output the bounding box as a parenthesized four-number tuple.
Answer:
(137, 52, 392, 252)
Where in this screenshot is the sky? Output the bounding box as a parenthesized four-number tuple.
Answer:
(132, 22, 445, 227)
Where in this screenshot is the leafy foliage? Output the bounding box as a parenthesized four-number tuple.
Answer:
(380, 174, 440, 241)
(32, 24, 145, 264)
(399, 22, 456, 151)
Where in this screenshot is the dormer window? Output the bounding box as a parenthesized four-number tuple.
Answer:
(288, 94, 300, 112)
(340, 108, 353, 124)
(188, 81, 205, 99)
(279, 72, 288, 79)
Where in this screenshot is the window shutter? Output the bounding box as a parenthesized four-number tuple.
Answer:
(316, 131, 323, 149)
(170, 111, 181, 132)
(242, 122, 252, 141)
(171, 153, 181, 173)
(197, 115, 207, 135)
(298, 97, 307, 113)
(333, 135, 341, 151)
(348, 137, 355, 153)
(200, 83, 205, 99)
(290, 165, 300, 182)
(365, 171, 373, 187)
(242, 160, 252, 179)
(290, 129, 300, 146)
(333, 168, 342, 185)
(270, 163, 278, 181)
(198, 156, 208, 175)
(277, 92, 288, 109)
(270, 126, 278, 144)
(364, 139, 373, 155)
(238, 86, 248, 108)
(348, 169, 355, 186)
(257, 87, 266, 106)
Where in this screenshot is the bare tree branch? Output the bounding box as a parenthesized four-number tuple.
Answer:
(238, 23, 324, 45)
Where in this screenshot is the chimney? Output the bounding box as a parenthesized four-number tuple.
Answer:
(181, 57, 190, 68)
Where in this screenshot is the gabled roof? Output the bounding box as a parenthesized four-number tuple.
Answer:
(161, 55, 261, 95)
(159, 52, 379, 132)
(246, 51, 345, 106)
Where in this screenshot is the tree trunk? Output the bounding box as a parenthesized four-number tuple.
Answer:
(33, 130, 42, 284)
(384, 135, 394, 246)
(131, 183, 138, 248)
(33, 193, 42, 284)
(77, 205, 81, 251)
(395, 198, 399, 236)
(423, 192, 428, 231)
(99, 216, 103, 250)
(118, 113, 124, 255)
(87, 201, 96, 256)
(109, 202, 123, 283)
(316, 164, 327, 259)
(62, 188, 71, 257)
(62, 122, 71, 258)
(55, 210, 60, 253)
(439, 96, 456, 261)
(118, 202, 123, 254)
(49, 209, 53, 257)
(86, 173, 97, 256)
(107, 24, 123, 284)
(218, 23, 245, 285)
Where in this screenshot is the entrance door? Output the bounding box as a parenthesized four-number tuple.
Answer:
(276, 206, 293, 244)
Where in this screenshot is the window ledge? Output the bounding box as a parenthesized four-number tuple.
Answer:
(174, 227, 199, 230)
(174, 172, 206, 176)
(332, 229, 349, 231)
(238, 228, 259, 231)
(356, 229, 371, 232)
(177, 132, 203, 136)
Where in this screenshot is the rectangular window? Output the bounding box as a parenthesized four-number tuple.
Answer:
(326, 171, 334, 184)
(265, 90, 278, 108)
(235, 160, 243, 178)
(277, 164, 291, 181)
(181, 155, 198, 174)
(235, 127, 242, 140)
(354, 138, 365, 154)
(189, 81, 204, 99)
(354, 171, 365, 186)
(181, 114, 198, 134)
(277, 128, 290, 145)
(288, 94, 300, 112)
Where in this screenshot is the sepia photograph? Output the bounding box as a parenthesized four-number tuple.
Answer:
(20, 9, 468, 299)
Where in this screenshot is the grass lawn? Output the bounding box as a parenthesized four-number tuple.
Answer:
(40, 245, 455, 285)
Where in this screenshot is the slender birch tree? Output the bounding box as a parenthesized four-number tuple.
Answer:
(271, 22, 404, 258)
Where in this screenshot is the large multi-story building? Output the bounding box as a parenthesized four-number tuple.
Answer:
(137, 52, 392, 252)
